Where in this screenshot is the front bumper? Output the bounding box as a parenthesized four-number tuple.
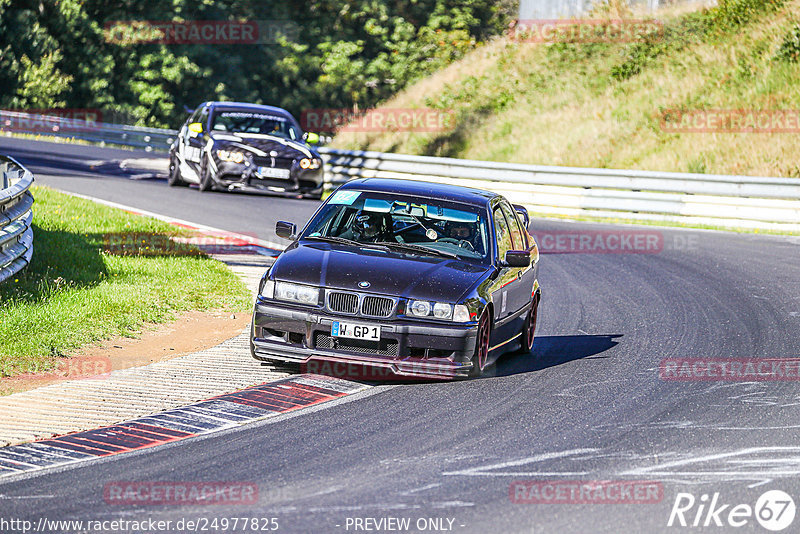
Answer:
(214, 161, 324, 195)
(251, 299, 478, 380)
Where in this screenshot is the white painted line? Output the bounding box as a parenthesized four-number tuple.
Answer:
(50, 189, 287, 253)
(442, 448, 599, 477)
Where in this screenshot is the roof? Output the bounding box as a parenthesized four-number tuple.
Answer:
(339, 178, 499, 207)
(203, 101, 293, 117)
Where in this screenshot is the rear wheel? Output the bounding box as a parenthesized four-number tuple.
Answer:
(469, 312, 491, 378)
(519, 294, 539, 354)
(198, 156, 214, 192)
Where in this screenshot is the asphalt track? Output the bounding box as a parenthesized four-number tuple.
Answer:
(2, 137, 800, 533)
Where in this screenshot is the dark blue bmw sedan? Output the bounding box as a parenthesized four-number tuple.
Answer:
(250, 178, 540, 379)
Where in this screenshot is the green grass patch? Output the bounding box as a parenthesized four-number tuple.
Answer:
(0, 186, 251, 377)
(333, 0, 800, 180)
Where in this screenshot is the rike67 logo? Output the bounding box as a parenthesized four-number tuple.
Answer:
(668, 490, 796, 531)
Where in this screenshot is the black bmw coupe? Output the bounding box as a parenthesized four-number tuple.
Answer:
(168, 101, 324, 198)
(251, 178, 541, 379)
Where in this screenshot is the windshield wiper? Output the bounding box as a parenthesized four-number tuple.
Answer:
(304, 235, 362, 246)
(372, 241, 459, 259)
(304, 235, 390, 251)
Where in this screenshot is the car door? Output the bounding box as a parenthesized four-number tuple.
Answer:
(489, 202, 521, 343)
(500, 201, 536, 316)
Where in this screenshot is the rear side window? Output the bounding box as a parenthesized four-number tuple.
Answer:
(493, 207, 513, 259)
(186, 107, 202, 127)
(501, 203, 527, 250)
(198, 107, 210, 129)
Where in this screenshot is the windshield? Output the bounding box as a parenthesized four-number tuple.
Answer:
(302, 190, 490, 261)
(210, 110, 300, 140)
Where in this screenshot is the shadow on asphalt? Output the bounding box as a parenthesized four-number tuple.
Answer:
(492, 334, 622, 377)
(286, 334, 623, 385)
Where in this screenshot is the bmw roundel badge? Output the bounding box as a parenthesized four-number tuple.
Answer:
(359, 281, 371, 289)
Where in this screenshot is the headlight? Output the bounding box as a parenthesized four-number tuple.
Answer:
(409, 300, 431, 317)
(217, 149, 245, 163)
(274, 282, 319, 305)
(299, 158, 321, 170)
(433, 302, 453, 319)
(409, 300, 469, 322)
(261, 279, 275, 299)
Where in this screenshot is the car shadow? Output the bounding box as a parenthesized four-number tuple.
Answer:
(489, 334, 623, 378)
(299, 334, 623, 385)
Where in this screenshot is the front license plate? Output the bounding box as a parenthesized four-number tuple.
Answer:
(332, 321, 381, 341)
(257, 166, 290, 179)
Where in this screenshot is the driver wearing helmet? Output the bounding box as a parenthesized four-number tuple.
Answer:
(447, 221, 473, 240)
(352, 210, 389, 242)
(443, 220, 478, 252)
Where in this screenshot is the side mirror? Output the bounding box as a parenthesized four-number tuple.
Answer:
(188, 122, 203, 134)
(305, 132, 320, 145)
(276, 221, 297, 240)
(513, 204, 530, 230)
(505, 250, 531, 268)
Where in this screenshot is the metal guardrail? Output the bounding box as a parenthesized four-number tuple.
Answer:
(318, 148, 800, 232)
(0, 109, 177, 152)
(0, 156, 34, 284)
(3, 111, 798, 231)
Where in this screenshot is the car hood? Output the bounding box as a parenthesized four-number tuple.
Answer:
(210, 132, 316, 158)
(270, 242, 490, 302)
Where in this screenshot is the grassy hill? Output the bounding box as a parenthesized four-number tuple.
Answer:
(332, 0, 800, 179)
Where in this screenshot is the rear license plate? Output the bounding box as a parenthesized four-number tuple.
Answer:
(257, 166, 290, 179)
(332, 321, 381, 341)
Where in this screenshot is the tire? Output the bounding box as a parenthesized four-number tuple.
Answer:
(469, 311, 491, 378)
(519, 294, 539, 354)
(167, 156, 187, 187)
(198, 156, 214, 192)
(303, 191, 324, 200)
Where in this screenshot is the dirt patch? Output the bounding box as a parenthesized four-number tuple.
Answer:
(0, 310, 251, 396)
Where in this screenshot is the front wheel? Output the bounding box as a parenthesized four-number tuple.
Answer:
(301, 189, 324, 200)
(167, 156, 187, 187)
(469, 312, 491, 378)
(198, 156, 214, 192)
